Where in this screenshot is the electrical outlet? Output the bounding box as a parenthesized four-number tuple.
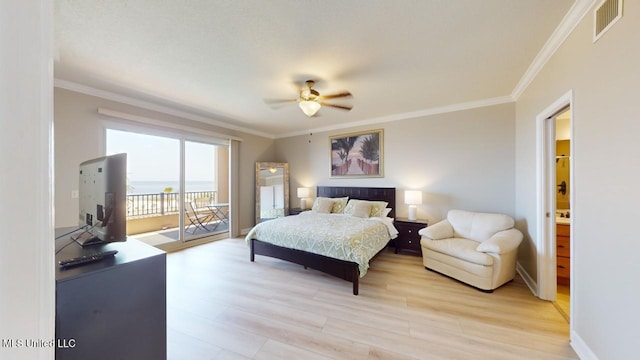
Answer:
(71, 190, 79, 199)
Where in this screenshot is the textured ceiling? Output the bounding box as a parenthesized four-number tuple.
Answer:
(54, 0, 575, 137)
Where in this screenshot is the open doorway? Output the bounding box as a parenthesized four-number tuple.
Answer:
(554, 109, 571, 321)
(536, 90, 573, 326)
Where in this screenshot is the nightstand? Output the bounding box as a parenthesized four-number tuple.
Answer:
(394, 218, 428, 256)
(289, 208, 304, 215)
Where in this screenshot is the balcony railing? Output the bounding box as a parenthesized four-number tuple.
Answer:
(127, 191, 216, 218)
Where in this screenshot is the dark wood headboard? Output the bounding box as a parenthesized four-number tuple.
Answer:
(316, 186, 396, 218)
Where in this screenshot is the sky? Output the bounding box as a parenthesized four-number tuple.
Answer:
(106, 129, 216, 182)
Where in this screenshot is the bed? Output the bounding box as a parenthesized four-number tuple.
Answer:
(246, 186, 397, 295)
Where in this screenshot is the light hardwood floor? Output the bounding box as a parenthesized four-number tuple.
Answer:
(554, 284, 571, 323)
(167, 238, 578, 359)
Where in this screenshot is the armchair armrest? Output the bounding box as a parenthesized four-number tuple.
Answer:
(418, 220, 453, 240)
(476, 229, 523, 254)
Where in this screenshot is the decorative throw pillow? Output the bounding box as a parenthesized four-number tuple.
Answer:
(345, 199, 389, 217)
(352, 201, 372, 218)
(368, 201, 389, 217)
(331, 197, 349, 213)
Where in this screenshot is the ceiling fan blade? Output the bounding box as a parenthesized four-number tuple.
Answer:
(264, 98, 298, 109)
(320, 102, 352, 111)
(320, 91, 352, 100)
(264, 98, 297, 105)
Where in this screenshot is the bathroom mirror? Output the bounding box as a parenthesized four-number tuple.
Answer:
(255, 162, 289, 224)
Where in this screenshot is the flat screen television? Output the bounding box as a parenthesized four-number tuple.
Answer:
(71, 153, 127, 246)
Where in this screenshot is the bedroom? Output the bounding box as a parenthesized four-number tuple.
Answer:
(2, 1, 639, 360)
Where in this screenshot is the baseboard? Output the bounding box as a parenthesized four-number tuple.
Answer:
(517, 263, 599, 360)
(156, 233, 227, 252)
(571, 329, 599, 360)
(516, 262, 538, 296)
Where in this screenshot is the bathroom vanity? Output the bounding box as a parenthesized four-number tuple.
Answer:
(556, 223, 570, 285)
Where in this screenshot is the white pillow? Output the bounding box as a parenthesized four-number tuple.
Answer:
(312, 196, 350, 213)
(314, 197, 335, 214)
(344, 199, 389, 217)
(312, 197, 330, 211)
(380, 208, 392, 217)
(352, 202, 372, 218)
(343, 199, 360, 215)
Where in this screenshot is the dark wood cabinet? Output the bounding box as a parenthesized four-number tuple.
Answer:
(556, 224, 570, 285)
(394, 218, 428, 256)
(55, 235, 166, 360)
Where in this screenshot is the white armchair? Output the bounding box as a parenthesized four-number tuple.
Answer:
(419, 209, 523, 292)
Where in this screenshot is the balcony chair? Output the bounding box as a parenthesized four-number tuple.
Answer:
(185, 201, 212, 234)
(419, 209, 523, 292)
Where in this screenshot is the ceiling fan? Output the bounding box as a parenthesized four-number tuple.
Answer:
(265, 80, 353, 117)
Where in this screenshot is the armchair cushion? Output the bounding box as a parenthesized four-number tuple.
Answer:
(422, 237, 494, 266)
(448, 210, 514, 242)
(418, 220, 453, 240)
(476, 229, 524, 254)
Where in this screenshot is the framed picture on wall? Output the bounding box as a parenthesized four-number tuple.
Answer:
(330, 129, 383, 178)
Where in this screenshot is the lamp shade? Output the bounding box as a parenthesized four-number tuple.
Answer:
(404, 190, 422, 205)
(297, 187, 310, 198)
(298, 100, 321, 117)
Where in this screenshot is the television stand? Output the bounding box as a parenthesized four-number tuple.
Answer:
(55, 230, 166, 360)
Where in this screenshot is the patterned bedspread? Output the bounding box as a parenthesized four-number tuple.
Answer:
(245, 212, 397, 277)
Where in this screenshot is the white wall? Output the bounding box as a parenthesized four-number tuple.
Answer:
(0, 1, 55, 359)
(275, 103, 516, 224)
(54, 88, 275, 234)
(515, 2, 640, 358)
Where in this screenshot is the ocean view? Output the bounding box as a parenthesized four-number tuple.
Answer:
(128, 180, 215, 195)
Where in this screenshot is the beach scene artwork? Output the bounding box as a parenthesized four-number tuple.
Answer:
(330, 129, 383, 178)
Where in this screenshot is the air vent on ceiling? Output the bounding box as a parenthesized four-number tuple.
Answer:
(593, 0, 623, 42)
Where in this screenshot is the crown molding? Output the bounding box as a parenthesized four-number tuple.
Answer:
(54, 79, 275, 139)
(55, 79, 515, 141)
(277, 95, 515, 139)
(511, 0, 596, 100)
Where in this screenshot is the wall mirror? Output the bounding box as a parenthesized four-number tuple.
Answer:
(255, 162, 289, 224)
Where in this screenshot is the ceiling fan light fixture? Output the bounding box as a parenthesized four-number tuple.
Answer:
(299, 100, 321, 117)
(266, 80, 350, 116)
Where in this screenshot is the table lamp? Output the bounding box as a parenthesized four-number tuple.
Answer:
(297, 187, 310, 210)
(404, 190, 422, 221)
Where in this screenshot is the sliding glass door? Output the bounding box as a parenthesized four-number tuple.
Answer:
(106, 128, 229, 246)
(184, 141, 229, 241)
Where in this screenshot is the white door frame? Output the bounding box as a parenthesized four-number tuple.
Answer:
(536, 90, 574, 302)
